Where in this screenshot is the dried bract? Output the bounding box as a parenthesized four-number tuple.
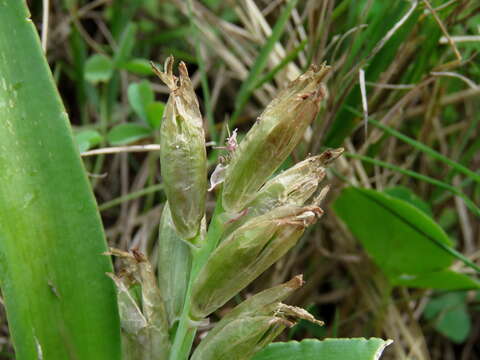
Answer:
(106, 248, 170, 360)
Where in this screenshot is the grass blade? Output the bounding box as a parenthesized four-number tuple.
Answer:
(0, 2, 120, 359)
(344, 152, 480, 218)
(368, 118, 480, 184)
(230, 0, 299, 124)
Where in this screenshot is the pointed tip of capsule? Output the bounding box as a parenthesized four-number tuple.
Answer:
(178, 61, 189, 77)
(303, 62, 331, 83)
(165, 55, 174, 75)
(318, 147, 344, 165)
(178, 61, 195, 92)
(151, 55, 177, 90)
(286, 274, 305, 289)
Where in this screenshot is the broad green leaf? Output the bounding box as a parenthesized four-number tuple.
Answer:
(334, 187, 454, 278)
(0, 1, 121, 359)
(252, 338, 392, 360)
(392, 270, 480, 290)
(107, 123, 152, 145)
(120, 58, 154, 75)
(127, 81, 155, 123)
(146, 101, 165, 129)
(424, 292, 471, 344)
(113, 23, 137, 66)
(85, 54, 114, 83)
(384, 186, 432, 217)
(75, 129, 102, 153)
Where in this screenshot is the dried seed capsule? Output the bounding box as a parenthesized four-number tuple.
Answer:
(106, 249, 170, 360)
(191, 276, 323, 360)
(222, 65, 330, 213)
(191, 205, 323, 319)
(152, 57, 207, 242)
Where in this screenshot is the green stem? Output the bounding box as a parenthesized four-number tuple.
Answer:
(168, 246, 201, 360)
(98, 184, 163, 211)
(168, 197, 226, 359)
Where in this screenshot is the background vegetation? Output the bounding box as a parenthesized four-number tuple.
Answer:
(3, 0, 479, 358)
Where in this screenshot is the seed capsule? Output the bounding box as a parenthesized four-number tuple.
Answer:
(222, 64, 330, 213)
(152, 57, 207, 242)
(191, 276, 323, 360)
(222, 148, 343, 237)
(191, 205, 323, 319)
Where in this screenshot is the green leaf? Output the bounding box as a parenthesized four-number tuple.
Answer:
(252, 338, 392, 360)
(127, 81, 154, 123)
(113, 23, 137, 66)
(107, 123, 152, 145)
(0, 1, 121, 359)
(384, 186, 432, 217)
(424, 292, 471, 344)
(120, 58, 154, 75)
(75, 129, 102, 153)
(85, 54, 114, 83)
(392, 270, 480, 290)
(333, 187, 454, 278)
(146, 101, 165, 129)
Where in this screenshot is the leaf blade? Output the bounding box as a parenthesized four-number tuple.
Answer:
(0, 2, 121, 359)
(252, 338, 392, 360)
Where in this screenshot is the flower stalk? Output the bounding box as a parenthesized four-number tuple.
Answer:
(110, 58, 340, 360)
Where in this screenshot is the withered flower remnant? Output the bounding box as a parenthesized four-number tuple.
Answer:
(106, 248, 170, 360)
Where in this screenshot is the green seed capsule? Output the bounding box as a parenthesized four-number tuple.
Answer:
(221, 148, 343, 238)
(191, 205, 323, 319)
(191, 276, 323, 360)
(222, 65, 330, 213)
(190, 316, 286, 360)
(252, 148, 343, 209)
(152, 57, 207, 242)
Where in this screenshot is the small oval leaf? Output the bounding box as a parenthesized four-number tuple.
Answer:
(127, 81, 154, 123)
(85, 54, 114, 84)
(107, 123, 152, 145)
(75, 129, 102, 153)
